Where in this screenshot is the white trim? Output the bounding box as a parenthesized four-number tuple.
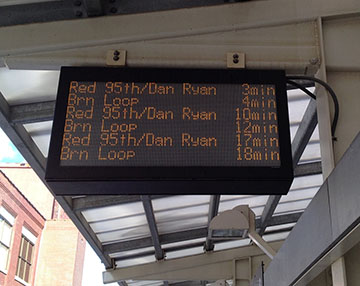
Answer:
(0, 267, 8, 275)
(22, 227, 37, 245)
(15, 275, 31, 286)
(0, 206, 15, 225)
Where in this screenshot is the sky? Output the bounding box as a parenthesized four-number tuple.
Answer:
(0, 129, 26, 163)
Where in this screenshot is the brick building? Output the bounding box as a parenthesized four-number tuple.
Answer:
(0, 170, 45, 286)
(0, 165, 86, 286)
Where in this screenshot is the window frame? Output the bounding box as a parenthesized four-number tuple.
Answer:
(0, 208, 15, 273)
(15, 235, 35, 283)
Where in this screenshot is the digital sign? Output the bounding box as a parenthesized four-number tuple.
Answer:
(46, 67, 293, 195)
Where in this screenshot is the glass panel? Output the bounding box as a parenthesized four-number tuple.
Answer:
(274, 199, 311, 214)
(280, 187, 319, 203)
(89, 214, 148, 233)
(263, 231, 290, 242)
(0, 69, 59, 105)
(219, 195, 268, 213)
(214, 239, 251, 251)
(24, 263, 30, 282)
(115, 255, 155, 268)
(17, 259, 25, 279)
(0, 245, 9, 270)
(152, 195, 210, 212)
(97, 225, 151, 243)
(109, 246, 155, 259)
(82, 201, 145, 222)
(155, 204, 209, 223)
(21, 239, 28, 259)
(166, 246, 204, 260)
(157, 216, 208, 234)
(1, 222, 12, 247)
(162, 238, 205, 249)
(289, 174, 323, 190)
(287, 96, 310, 124)
(27, 243, 34, 264)
(265, 223, 296, 232)
(299, 143, 321, 163)
(0, 219, 4, 238)
(127, 280, 164, 286)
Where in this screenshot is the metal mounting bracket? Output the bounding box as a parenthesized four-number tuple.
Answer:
(106, 49, 127, 66)
(227, 52, 245, 69)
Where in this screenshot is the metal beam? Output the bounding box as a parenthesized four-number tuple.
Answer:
(83, 0, 103, 17)
(0, 1, 78, 27)
(103, 212, 302, 255)
(104, 241, 283, 283)
(264, 132, 360, 286)
(293, 161, 322, 177)
(205, 195, 220, 251)
(141, 195, 164, 260)
(0, 91, 113, 268)
(258, 99, 318, 235)
(72, 195, 170, 212)
(10, 101, 55, 124)
(2, 0, 357, 57)
(113, 226, 294, 262)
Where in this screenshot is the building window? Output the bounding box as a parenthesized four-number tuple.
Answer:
(16, 235, 34, 283)
(0, 207, 15, 272)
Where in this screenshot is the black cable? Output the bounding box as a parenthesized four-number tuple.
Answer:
(287, 80, 316, 100)
(286, 76, 339, 139)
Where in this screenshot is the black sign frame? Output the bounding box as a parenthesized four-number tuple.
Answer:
(46, 67, 293, 195)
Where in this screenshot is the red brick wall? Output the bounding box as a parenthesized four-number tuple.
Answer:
(72, 232, 86, 285)
(0, 171, 45, 286)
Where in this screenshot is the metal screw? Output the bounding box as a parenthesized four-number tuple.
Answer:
(110, 7, 117, 13)
(113, 55, 119, 61)
(113, 50, 120, 56)
(74, 0, 81, 6)
(309, 58, 319, 65)
(75, 10, 83, 17)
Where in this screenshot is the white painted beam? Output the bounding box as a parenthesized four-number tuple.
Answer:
(103, 241, 283, 284)
(3, 22, 319, 73)
(0, 0, 358, 57)
(331, 257, 347, 286)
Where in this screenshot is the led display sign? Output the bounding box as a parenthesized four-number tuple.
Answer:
(46, 67, 293, 195)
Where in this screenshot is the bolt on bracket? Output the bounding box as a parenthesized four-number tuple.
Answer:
(227, 52, 245, 69)
(106, 49, 126, 66)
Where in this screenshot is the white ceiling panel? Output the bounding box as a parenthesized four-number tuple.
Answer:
(152, 195, 210, 212)
(0, 68, 59, 105)
(23, 121, 52, 157)
(82, 201, 145, 223)
(157, 216, 208, 234)
(162, 238, 206, 249)
(274, 199, 311, 215)
(214, 239, 251, 251)
(165, 246, 204, 260)
(89, 214, 148, 233)
(97, 225, 151, 243)
(115, 255, 156, 268)
(109, 246, 155, 259)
